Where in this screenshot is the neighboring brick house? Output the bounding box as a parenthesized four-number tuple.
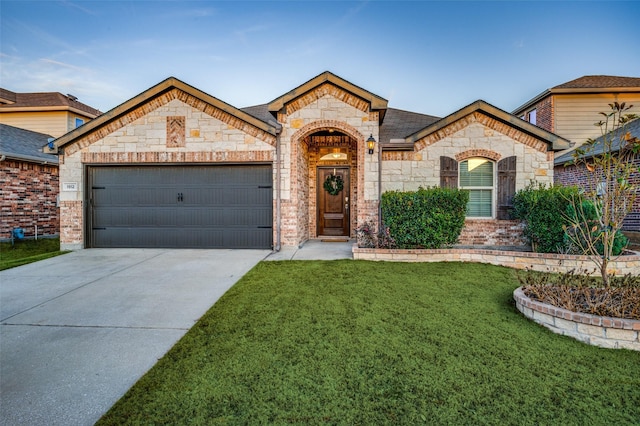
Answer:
(513, 75, 640, 235)
(554, 117, 640, 233)
(0, 124, 59, 239)
(0, 88, 102, 137)
(512, 75, 640, 148)
(50, 72, 569, 250)
(0, 89, 101, 240)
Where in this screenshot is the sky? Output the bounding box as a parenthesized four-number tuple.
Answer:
(2, 1, 639, 118)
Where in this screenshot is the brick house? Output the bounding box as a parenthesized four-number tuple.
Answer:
(512, 75, 640, 148)
(513, 75, 640, 235)
(0, 124, 59, 239)
(554, 117, 640, 233)
(0, 89, 102, 240)
(0, 88, 102, 138)
(50, 72, 569, 250)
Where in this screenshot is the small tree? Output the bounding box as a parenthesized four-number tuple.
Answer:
(563, 102, 639, 285)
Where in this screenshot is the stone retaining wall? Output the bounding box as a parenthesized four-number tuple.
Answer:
(513, 287, 640, 351)
(352, 245, 640, 276)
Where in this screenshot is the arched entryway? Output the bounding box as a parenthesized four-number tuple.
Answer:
(309, 131, 356, 237)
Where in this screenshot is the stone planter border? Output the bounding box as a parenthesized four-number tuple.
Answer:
(513, 287, 640, 351)
(351, 245, 640, 276)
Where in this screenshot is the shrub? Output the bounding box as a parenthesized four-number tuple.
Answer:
(381, 187, 468, 249)
(356, 221, 396, 249)
(564, 199, 629, 256)
(511, 182, 580, 253)
(516, 269, 640, 320)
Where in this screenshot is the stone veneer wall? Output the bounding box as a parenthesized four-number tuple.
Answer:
(1, 159, 59, 238)
(279, 87, 380, 246)
(352, 246, 640, 276)
(58, 95, 276, 249)
(514, 287, 639, 351)
(381, 115, 554, 193)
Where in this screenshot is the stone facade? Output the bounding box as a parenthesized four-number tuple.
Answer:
(54, 74, 566, 250)
(1, 159, 59, 239)
(382, 115, 554, 193)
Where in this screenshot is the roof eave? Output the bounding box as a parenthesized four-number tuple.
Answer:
(0, 151, 59, 165)
(0, 105, 100, 118)
(511, 89, 551, 115)
(550, 87, 640, 94)
(52, 77, 277, 150)
(407, 100, 571, 151)
(267, 71, 388, 115)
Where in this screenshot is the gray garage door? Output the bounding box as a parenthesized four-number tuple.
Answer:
(88, 165, 272, 248)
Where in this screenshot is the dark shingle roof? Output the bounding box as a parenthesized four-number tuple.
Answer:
(240, 104, 272, 123)
(553, 75, 640, 90)
(555, 117, 640, 165)
(240, 104, 440, 142)
(380, 108, 440, 142)
(0, 124, 58, 164)
(0, 88, 102, 116)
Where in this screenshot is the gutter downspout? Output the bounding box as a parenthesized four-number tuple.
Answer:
(273, 122, 283, 251)
(378, 140, 382, 233)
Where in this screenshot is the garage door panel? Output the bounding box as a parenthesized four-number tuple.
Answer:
(90, 165, 272, 248)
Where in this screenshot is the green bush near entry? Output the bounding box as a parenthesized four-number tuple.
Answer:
(511, 183, 580, 253)
(381, 187, 468, 249)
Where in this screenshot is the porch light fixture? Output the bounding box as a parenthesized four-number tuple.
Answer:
(366, 134, 376, 155)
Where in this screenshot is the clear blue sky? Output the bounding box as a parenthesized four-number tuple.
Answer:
(2, 1, 639, 117)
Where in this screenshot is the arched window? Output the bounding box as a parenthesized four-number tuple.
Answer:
(459, 158, 494, 217)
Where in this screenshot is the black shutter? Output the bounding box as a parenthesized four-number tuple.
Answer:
(497, 156, 516, 220)
(440, 156, 458, 188)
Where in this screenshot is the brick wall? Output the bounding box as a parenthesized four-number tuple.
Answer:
(458, 219, 526, 246)
(554, 154, 640, 232)
(1, 159, 59, 239)
(535, 96, 553, 133)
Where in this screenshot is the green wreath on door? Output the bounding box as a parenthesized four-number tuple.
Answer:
(323, 174, 344, 196)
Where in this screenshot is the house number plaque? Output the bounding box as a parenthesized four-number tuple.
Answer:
(62, 182, 78, 191)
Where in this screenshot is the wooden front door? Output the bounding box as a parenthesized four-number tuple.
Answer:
(317, 167, 350, 236)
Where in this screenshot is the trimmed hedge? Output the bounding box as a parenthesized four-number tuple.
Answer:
(381, 187, 468, 249)
(511, 183, 579, 253)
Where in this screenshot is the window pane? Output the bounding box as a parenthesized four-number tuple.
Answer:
(468, 189, 492, 217)
(460, 159, 493, 187)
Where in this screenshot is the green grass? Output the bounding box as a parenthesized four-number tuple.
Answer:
(0, 237, 68, 270)
(99, 261, 640, 425)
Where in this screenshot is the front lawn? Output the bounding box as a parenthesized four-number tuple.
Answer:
(0, 237, 68, 270)
(99, 261, 640, 425)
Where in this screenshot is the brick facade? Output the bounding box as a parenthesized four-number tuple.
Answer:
(56, 75, 561, 250)
(555, 154, 640, 232)
(1, 159, 59, 239)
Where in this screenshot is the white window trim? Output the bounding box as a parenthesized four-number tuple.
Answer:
(459, 158, 497, 219)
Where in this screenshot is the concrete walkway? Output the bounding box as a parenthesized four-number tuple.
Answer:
(0, 241, 353, 426)
(264, 239, 355, 261)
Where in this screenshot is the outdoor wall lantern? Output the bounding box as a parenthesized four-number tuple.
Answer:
(366, 134, 376, 155)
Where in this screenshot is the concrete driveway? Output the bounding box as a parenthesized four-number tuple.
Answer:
(0, 248, 270, 426)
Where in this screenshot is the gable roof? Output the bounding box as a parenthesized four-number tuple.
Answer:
(554, 116, 640, 165)
(0, 123, 58, 164)
(52, 77, 279, 151)
(512, 75, 640, 115)
(267, 71, 388, 121)
(0, 88, 102, 117)
(404, 100, 571, 151)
